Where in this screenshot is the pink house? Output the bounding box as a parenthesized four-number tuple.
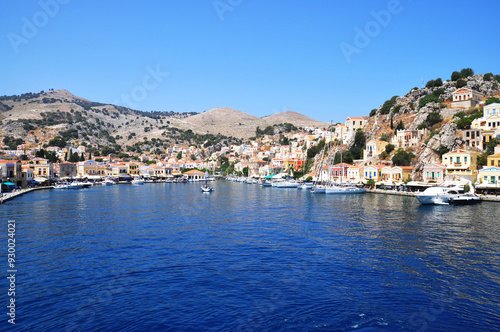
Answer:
(331, 163, 351, 179)
(422, 163, 446, 183)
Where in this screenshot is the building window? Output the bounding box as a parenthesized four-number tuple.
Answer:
(437, 172, 440, 178)
(464, 157, 467, 164)
(426, 171, 429, 178)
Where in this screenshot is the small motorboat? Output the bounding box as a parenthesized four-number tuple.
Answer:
(448, 194, 482, 205)
(102, 178, 115, 186)
(131, 177, 145, 185)
(299, 182, 314, 190)
(201, 185, 214, 192)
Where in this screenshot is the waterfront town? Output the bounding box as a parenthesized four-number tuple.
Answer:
(2, 87, 500, 197)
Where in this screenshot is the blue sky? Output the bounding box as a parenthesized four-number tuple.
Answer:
(1, 0, 500, 123)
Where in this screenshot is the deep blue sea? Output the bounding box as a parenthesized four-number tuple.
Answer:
(1, 181, 500, 331)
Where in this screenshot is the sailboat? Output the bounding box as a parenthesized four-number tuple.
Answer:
(201, 172, 214, 192)
(324, 127, 366, 194)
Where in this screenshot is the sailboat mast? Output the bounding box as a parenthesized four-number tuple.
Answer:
(329, 121, 333, 185)
(340, 126, 343, 185)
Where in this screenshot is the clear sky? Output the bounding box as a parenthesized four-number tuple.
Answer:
(1, 0, 499, 123)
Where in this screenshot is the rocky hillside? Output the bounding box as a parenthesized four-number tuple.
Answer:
(356, 70, 500, 179)
(0, 89, 328, 155)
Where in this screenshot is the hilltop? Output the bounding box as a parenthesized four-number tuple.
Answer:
(0, 89, 328, 156)
(185, 108, 329, 138)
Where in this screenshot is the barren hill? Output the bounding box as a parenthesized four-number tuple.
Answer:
(262, 111, 328, 128)
(184, 107, 262, 138)
(185, 108, 329, 138)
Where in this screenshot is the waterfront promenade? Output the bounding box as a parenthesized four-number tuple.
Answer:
(366, 188, 500, 202)
(0, 186, 53, 204)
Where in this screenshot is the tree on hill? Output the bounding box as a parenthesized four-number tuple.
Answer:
(455, 79, 467, 88)
(392, 149, 415, 166)
(380, 96, 398, 114)
(419, 94, 442, 109)
(451, 68, 474, 81)
(348, 129, 366, 160)
(48, 136, 66, 148)
(426, 78, 443, 88)
(425, 112, 443, 127)
(485, 97, 500, 105)
(394, 120, 404, 134)
(460, 68, 474, 78)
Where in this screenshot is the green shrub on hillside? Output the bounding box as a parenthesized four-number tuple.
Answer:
(455, 78, 467, 88)
(426, 78, 443, 88)
(485, 97, 500, 105)
(380, 96, 398, 115)
(419, 94, 441, 109)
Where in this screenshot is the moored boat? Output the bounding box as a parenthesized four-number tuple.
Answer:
(131, 177, 145, 185)
(201, 184, 214, 192)
(415, 186, 461, 205)
(448, 194, 482, 205)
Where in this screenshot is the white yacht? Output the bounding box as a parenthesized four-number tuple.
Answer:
(415, 186, 461, 205)
(324, 184, 366, 194)
(131, 177, 145, 185)
(275, 179, 299, 188)
(102, 178, 115, 186)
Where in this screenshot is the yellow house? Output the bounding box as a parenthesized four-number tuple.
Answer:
(127, 162, 140, 175)
(380, 166, 412, 183)
(392, 166, 413, 182)
(478, 167, 500, 185)
(345, 117, 366, 132)
(363, 165, 385, 182)
(77, 160, 106, 178)
(110, 163, 128, 176)
(346, 165, 364, 182)
(487, 153, 500, 168)
(32, 158, 55, 180)
(442, 150, 479, 182)
(363, 140, 389, 160)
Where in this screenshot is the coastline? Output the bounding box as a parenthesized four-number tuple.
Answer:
(1, 187, 53, 204)
(2, 184, 500, 204)
(366, 188, 500, 202)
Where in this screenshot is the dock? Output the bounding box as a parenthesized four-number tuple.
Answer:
(1, 187, 53, 204)
(366, 188, 500, 202)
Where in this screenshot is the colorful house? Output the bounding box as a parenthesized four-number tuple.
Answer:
(363, 140, 389, 161)
(363, 165, 385, 182)
(422, 163, 446, 183)
(331, 163, 350, 180)
(345, 117, 366, 132)
(487, 153, 500, 168)
(183, 169, 205, 180)
(346, 165, 363, 182)
(442, 150, 479, 182)
(451, 88, 483, 108)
